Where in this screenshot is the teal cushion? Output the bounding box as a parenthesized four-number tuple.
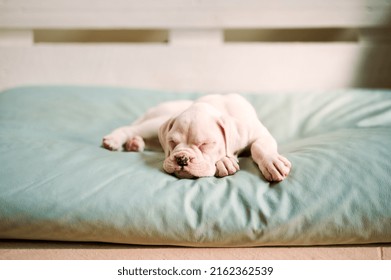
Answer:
(0, 86, 390, 246)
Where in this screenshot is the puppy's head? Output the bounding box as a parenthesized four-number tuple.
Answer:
(158, 102, 233, 179)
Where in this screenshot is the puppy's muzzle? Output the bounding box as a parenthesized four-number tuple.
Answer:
(175, 155, 189, 167)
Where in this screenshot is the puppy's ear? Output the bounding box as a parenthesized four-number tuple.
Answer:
(217, 115, 241, 157)
(158, 118, 175, 157)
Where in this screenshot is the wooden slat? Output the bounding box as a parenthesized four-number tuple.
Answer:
(1, 0, 391, 29)
(169, 29, 223, 46)
(0, 30, 33, 46)
(1, 43, 391, 92)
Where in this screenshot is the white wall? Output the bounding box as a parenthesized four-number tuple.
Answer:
(1, 0, 391, 92)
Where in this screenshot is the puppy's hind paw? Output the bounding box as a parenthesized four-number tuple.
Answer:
(215, 156, 240, 177)
(102, 135, 123, 151)
(124, 136, 145, 152)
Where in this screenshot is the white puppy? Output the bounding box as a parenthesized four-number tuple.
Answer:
(102, 94, 291, 181)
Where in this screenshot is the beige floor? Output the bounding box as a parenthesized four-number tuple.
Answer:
(0, 241, 390, 260)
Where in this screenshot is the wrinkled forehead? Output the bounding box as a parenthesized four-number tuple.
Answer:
(170, 111, 222, 143)
(189, 120, 221, 143)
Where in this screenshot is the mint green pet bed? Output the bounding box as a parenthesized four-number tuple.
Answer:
(0, 86, 390, 246)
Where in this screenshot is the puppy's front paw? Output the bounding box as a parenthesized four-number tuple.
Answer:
(257, 154, 291, 182)
(215, 156, 240, 177)
(102, 135, 123, 151)
(124, 136, 145, 152)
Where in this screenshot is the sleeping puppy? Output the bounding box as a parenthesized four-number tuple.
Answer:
(102, 94, 291, 181)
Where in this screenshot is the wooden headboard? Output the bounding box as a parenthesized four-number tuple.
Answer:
(1, 0, 391, 92)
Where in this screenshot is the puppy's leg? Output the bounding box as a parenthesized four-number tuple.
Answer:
(102, 126, 135, 151)
(124, 136, 145, 152)
(103, 100, 192, 152)
(102, 117, 163, 151)
(251, 128, 291, 182)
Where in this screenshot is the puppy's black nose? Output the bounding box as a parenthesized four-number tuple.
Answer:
(175, 155, 189, 166)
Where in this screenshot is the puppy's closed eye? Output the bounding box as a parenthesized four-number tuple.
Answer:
(169, 140, 178, 149)
(198, 142, 216, 152)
